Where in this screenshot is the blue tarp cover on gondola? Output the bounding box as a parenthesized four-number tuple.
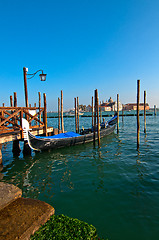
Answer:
(36, 132, 81, 139)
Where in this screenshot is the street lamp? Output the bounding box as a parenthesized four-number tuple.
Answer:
(23, 67, 47, 107)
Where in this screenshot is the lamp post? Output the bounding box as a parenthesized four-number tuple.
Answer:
(23, 67, 47, 108)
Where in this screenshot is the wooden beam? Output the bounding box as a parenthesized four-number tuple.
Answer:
(0, 109, 21, 127)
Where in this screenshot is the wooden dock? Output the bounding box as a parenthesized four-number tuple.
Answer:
(0, 106, 55, 164)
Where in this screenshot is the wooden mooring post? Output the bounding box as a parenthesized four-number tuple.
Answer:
(58, 97, 61, 133)
(93, 91, 97, 147)
(74, 97, 78, 133)
(100, 101, 102, 123)
(122, 104, 124, 122)
(154, 105, 156, 116)
(23, 67, 29, 108)
(93, 89, 100, 147)
(144, 91, 146, 134)
(92, 96, 94, 127)
(61, 90, 64, 133)
(14, 92, 18, 125)
(10, 95, 13, 126)
(43, 93, 48, 136)
(12, 140, 21, 156)
(38, 92, 41, 126)
(12, 92, 21, 156)
(14, 92, 17, 108)
(96, 89, 100, 147)
(117, 94, 119, 134)
(137, 80, 140, 149)
(10, 96, 13, 107)
(77, 97, 79, 133)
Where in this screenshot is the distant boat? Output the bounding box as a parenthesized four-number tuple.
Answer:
(22, 116, 117, 151)
(65, 111, 84, 116)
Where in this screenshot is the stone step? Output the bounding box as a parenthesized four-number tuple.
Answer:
(0, 182, 22, 210)
(0, 197, 55, 240)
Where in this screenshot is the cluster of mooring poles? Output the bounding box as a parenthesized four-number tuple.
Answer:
(1, 79, 158, 164)
(136, 79, 155, 150)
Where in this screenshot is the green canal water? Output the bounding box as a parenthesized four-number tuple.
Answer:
(1, 114, 159, 240)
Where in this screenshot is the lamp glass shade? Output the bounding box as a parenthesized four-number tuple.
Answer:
(39, 73, 47, 81)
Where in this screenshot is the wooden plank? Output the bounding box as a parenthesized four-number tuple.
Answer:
(0, 107, 44, 111)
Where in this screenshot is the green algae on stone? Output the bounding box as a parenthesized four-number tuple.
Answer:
(30, 214, 103, 240)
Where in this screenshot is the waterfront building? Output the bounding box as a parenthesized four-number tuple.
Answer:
(124, 103, 150, 111)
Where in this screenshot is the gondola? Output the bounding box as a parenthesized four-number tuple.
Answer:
(22, 115, 117, 151)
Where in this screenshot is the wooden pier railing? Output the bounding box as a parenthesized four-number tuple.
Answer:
(0, 106, 47, 137)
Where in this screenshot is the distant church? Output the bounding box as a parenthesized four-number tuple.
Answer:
(100, 97, 122, 111)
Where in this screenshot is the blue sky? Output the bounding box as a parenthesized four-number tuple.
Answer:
(0, 0, 159, 110)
